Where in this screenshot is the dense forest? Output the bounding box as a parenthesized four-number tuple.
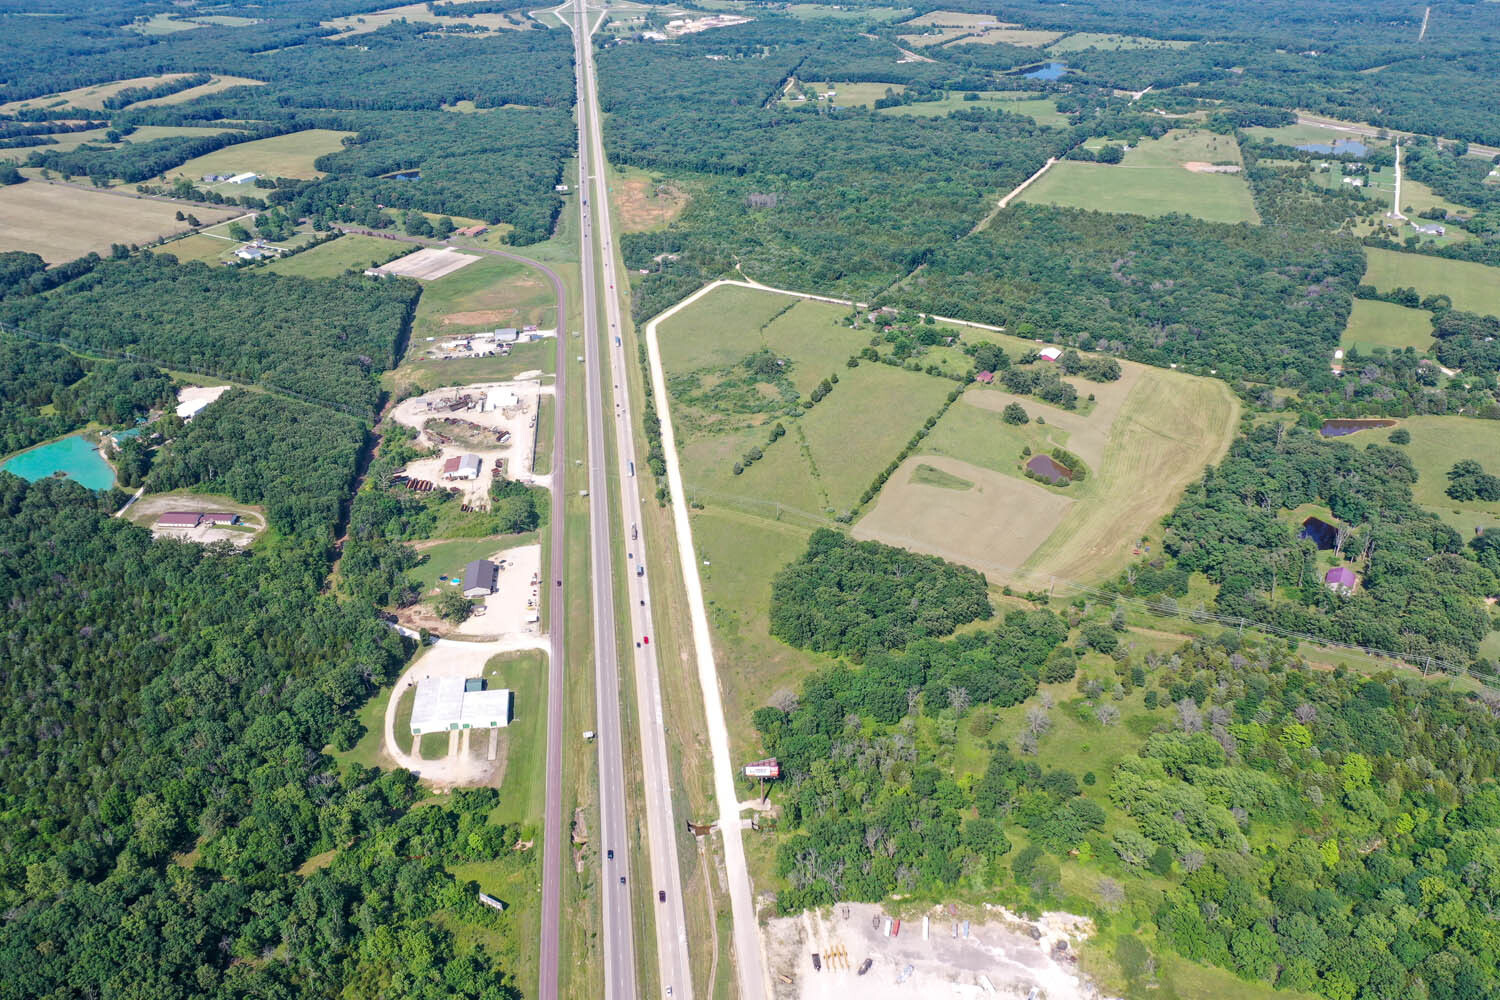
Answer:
(147, 389, 366, 538)
(897, 205, 1364, 383)
(0, 476, 532, 998)
(0, 254, 418, 415)
(770, 529, 994, 658)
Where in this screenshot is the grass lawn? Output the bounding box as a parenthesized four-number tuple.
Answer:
(1020, 129, 1258, 224)
(167, 129, 356, 182)
(1362, 248, 1500, 316)
(394, 686, 417, 755)
(1339, 298, 1434, 353)
(410, 537, 535, 595)
(533, 394, 554, 474)
(1398, 177, 1472, 219)
(1391, 415, 1500, 537)
(482, 649, 548, 824)
(410, 253, 558, 341)
(265, 234, 406, 278)
(0, 180, 238, 263)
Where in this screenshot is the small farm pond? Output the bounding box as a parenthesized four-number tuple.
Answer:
(1320, 418, 1397, 438)
(1026, 453, 1072, 484)
(1023, 62, 1069, 80)
(1, 433, 116, 490)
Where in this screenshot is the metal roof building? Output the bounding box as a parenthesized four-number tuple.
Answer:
(462, 559, 498, 598)
(409, 677, 513, 733)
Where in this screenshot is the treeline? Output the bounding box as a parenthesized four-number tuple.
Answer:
(769, 528, 993, 659)
(897, 204, 1364, 383)
(0, 254, 419, 414)
(147, 390, 366, 537)
(0, 477, 526, 998)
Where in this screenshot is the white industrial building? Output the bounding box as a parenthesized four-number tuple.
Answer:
(485, 388, 519, 411)
(226, 172, 258, 184)
(409, 677, 513, 734)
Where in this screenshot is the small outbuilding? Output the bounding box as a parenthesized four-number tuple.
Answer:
(975, 370, 995, 384)
(1325, 566, 1357, 595)
(1037, 346, 1063, 362)
(462, 559, 499, 598)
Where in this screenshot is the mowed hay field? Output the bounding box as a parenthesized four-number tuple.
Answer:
(265, 234, 406, 278)
(857, 361, 1238, 585)
(1362, 248, 1500, 316)
(1339, 298, 1434, 353)
(1390, 416, 1500, 538)
(167, 129, 356, 182)
(409, 253, 557, 339)
(0, 73, 208, 113)
(1020, 128, 1259, 224)
(1046, 32, 1193, 52)
(659, 289, 951, 518)
(0, 182, 237, 262)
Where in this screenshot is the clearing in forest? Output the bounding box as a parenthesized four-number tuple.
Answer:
(1362, 248, 1500, 315)
(0, 181, 237, 263)
(1020, 128, 1259, 224)
(1046, 32, 1193, 52)
(1339, 298, 1434, 353)
(167, 129, 357, 183)
(613, 168, 689, 232)
(856, 361, 1238, 585)
(0, 74, 208, 113)
(321, 1, 531, 36)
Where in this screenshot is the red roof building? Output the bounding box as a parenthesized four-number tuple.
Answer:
(975, 370, 995, 384)
(156, 512, 202, 527)
(442, 455, 462, 475)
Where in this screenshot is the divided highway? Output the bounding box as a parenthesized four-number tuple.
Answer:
(571, 0, 695, 997)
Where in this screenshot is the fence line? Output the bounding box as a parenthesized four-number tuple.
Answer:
(0, 320, 373, 421)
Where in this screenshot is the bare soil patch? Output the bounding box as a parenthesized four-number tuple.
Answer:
(1183, 161, 1242, 173)
(616, 176, 688, 233)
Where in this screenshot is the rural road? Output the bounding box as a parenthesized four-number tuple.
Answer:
(334, 224, 571, 1000)
(573, 0, 696, 996)
(569, 0, 645, 996)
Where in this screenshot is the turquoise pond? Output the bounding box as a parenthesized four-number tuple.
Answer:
(1, 434, 116, 490)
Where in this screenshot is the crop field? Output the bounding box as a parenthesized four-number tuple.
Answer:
(1047, 32, 1194, 52)
(1362, 248, 1500, 315)
(1389, 415, 1500, 537)
(265, 234, 406, 278)
(167, 129, 356, 182)
(857, 361, 1238, 585)
(1339, 298, 1434, 353)
(1020, 128, 1258, 223)
(0, 181, 238, 262)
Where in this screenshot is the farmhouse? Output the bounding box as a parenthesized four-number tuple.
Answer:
(1325, 566, 1357, 595)
(1341, 176, 1365, 187)
(462, 559, 499, 598)
(1037, 346, 1063, 362)
(975, 370, 995, 384)
(455, 224, 487, 237)
(409, 676, 513, 733)
(235, 245, 271, 261)
(442, 454, 482, 480)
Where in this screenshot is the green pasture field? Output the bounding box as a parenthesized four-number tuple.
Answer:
(953, 26, 1064, 46)
(480, 649, 548, 824)
(130, 74, 265, 107)
(0, 180, 238, 263)
(1019, 129, 1258, 224)
(911, 462, 974, 489)
(1389, 415, 1500, 538)
(1338, 298, 1434, 353)
(1241, 122, 1391, 150)
(0, 73, 210, 113)
(876, 92, 1065, 125)
(1, 124, 243, 162)
(858, 360, 1239, 586)
(264, 234, 405, 278)
(1362, 248, 1500, 315)
(167, 129, 355, 182)
(1047, 32, 1193, 52)
(784, 81, 904, 109)
(1397, 177, 1472, 219)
